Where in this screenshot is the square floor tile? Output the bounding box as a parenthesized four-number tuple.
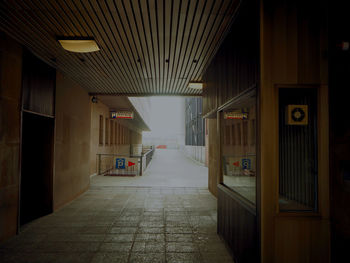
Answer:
(166, 242, 199, 253)
(166, 234, 193, 242)
(129, 253, 166, 263)
(166, 252, 201, 263)
(134, 233, 165, 242)
(91, 252, 129, 263)
(109, 227, 137, 234)
(99, 242, 132, 252)
(137, 227, 164, 234)
(104, 234, 134, 242)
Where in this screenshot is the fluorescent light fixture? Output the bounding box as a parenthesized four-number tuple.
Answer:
(58, 37, 100, 53)
(188, 82, 203, 90)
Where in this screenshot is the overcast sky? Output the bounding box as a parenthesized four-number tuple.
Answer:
(144, 97, 184, 138)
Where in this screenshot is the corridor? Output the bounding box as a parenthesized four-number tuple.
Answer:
(0, 151, 233, 263)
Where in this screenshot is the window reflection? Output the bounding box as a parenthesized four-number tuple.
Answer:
(221, 96, 256, 204)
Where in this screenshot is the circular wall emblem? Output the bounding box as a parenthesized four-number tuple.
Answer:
(291, 107, 305, 122)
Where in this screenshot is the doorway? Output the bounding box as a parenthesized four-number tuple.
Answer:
(20, 111, 54, 226)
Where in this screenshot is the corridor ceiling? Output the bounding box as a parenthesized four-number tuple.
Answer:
(0, 0, 238, 96)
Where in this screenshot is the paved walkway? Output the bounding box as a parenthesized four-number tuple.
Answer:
(93, 149, 208, 187)
(0, 150, 234, 263)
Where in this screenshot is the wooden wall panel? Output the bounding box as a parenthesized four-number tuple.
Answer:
(208, 118, 219, 196)
(203, 2, 260, 262)
(22, 51, 56, 116)
(202, 0, 260, 116)
(218, 184, 258, 263)
(0, 32, 22, 243)
(259, 0, 329, 262)
(274, 217, 330, 263)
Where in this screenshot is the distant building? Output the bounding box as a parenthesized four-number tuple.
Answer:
(184, 97, 207, 165)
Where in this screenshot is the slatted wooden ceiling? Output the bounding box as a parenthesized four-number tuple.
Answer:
(0, 0, 239, 96)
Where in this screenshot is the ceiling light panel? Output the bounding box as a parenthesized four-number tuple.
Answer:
(58, 39, 100, 53)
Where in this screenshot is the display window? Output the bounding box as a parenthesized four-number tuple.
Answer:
(220, 91, 257, 205)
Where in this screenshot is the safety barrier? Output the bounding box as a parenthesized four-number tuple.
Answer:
(96, 146, 155, 176)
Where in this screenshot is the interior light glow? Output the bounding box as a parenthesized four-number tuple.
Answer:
(58, 39, 100, 53)
(188, 82, 203, 90)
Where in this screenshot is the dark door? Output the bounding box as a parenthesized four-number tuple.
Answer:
(20, 111, 54, 226)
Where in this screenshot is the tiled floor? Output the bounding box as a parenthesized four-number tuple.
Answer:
(0, 150, 234, 262)
(0, 186, 234, 263)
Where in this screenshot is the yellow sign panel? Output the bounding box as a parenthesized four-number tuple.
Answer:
(286, 105, 308, 125)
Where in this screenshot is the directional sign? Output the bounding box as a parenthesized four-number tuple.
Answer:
(224, 111, 248, 120)
(111, 111, 134, 119)
(115, 158, 137, 170)
(242, 159, 251, 170)
(233, 161, 240, 167)
(116, 158, 126, 169)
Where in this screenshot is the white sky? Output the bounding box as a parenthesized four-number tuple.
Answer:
(144, 97, 184, 138)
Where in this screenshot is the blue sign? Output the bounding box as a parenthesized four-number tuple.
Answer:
(116, 158, 125, 169)
(242, 159, 251, 170)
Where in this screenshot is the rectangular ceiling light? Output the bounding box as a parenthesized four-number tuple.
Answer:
(188, 82, 203, 90)
(58, 38, 100, 53)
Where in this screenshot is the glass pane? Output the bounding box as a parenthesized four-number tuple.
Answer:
(221, 94, 257, 205)
(278, 88, 318, 212)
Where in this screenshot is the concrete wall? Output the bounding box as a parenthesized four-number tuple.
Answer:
(0, 33, 94, 241)
(128, 97, 151, 128)
(90, 100, 115, 175)
(131, 130, 142, 144)
(0, 32, 145, 242)
(89, 100, 142, 175)
(0, 33, 22, 243)
(131, 130, 142, 156)
(54, 72, 91, 210)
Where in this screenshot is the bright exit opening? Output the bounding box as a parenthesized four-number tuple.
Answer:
(92, 96, 208, 188)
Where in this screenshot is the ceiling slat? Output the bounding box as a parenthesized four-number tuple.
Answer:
(156, 0, 164, 94)
(75, 0, 136, 93)
(0, 0, 239, 96)
(139, 0, 157, 92)
(130, 0, 152, 90)
(61, 0, 126, 93)
(177, 0, 224, 94)
(0, 1, 109, 93)
(169, 0, 191, 94)
(148, 0, 160, 94)
(87, 0, 142, 93)
(173, 0, 206, 93)
(58, 0, 126, 93)
(43, 0, 116, 93)
(190, 0, 240, 90)
(103, 0, 146, 93)
(119, 0, 151, 93)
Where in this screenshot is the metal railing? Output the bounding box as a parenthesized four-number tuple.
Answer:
(96, 146, 155, 176)
(142, 146, 155, 168)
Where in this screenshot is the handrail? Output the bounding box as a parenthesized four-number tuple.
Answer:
(96, 146, 155, 176)
(142, 149, 154, 157)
